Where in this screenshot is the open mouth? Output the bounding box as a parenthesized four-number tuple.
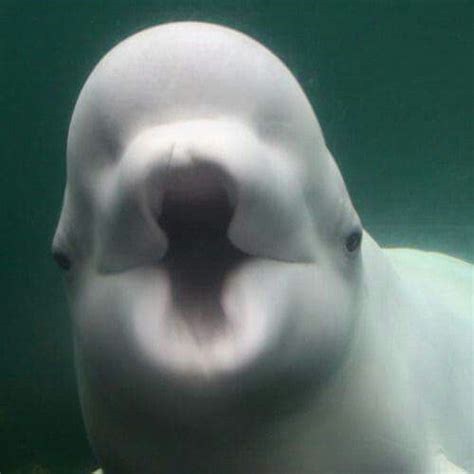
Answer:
(157, 164, 250, 336)
(138, 163, 287, 379)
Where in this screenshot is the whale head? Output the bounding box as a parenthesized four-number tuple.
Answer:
(52, 22, 364, 428)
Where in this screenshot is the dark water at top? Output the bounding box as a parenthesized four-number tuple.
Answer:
(1, 1, 472, 472)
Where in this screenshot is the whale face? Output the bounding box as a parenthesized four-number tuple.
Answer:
(52, 22, 364, 425)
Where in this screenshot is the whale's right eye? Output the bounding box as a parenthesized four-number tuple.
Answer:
(52, 250, 72, 271)
(345, 229, 362, 253)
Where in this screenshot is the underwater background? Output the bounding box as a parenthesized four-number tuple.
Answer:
(1, 1, 472, 472)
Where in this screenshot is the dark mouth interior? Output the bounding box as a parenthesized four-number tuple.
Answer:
(158, 167, 248, 330)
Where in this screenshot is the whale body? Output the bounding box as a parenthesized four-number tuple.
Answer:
(52, 22, 473, 473)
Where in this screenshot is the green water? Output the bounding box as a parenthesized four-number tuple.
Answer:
(1, 1, 472, 472)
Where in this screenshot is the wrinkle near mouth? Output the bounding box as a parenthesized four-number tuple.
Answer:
(158, 166, 249, 334)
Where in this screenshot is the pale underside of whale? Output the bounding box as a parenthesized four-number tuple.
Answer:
(88, 248, 473, 474)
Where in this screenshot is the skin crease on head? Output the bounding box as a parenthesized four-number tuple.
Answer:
(52, 22, 473, 474)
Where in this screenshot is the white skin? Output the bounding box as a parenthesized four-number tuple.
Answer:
(52, 22, 472, 473)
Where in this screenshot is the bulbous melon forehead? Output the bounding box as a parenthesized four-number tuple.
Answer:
(67, 21, 325, 168)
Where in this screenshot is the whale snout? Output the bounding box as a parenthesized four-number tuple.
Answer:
(95, 119, 317, 273)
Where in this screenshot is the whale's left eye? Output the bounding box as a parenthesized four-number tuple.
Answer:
(345, 229, 362, 253)
(52, 250, 72, 271)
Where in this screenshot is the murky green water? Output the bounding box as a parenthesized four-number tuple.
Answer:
(1, 1, 472, 472)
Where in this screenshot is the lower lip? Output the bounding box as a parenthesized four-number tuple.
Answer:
(132, 256, 275, 380)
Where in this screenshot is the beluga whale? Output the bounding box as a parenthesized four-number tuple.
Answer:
(52, 22, 473, 474)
